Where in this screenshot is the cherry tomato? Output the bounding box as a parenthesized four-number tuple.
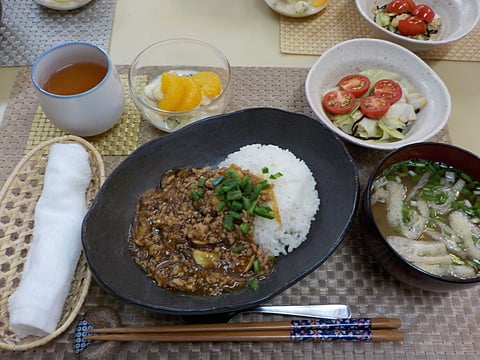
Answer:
(338, 74, 371, 97)
(404, 0, 416, 11)
(373, 79, 403, 105)
(386, 0, 416, 14)
(360, 96, 391, 119)
(398, 15, 427, 36)
(411, 4, 435, 23)
(322, 90, 356, 115)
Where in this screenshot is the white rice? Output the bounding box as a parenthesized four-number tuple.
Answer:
(218, 144, 320, 256)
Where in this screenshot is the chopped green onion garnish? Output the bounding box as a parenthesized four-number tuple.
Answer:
(247, 278, 259, 290)
(269, 172, 283, 180)
(230, 211, 243, 220)
(239, 223, 250, 234)
(223, 212, 233, 232)
(232, 244, 244, 253)
(226, 169, 241, 184)
(230, 200, 243, 212)
(253, 258, 261, 273)
(216, 201, 226, 212)
(242, 196, 253, 211)
(252, 205, 275, 219)
(246, 199, 258, 215)
(241, 176, 253, 194)
(250, 180, 270, 200)
(219, 179, 238, 193)
(211, 167, 276, 231)
(451, 254, 465, 265)
(190, 188, 204, 202)
(226, 189, 242, 201)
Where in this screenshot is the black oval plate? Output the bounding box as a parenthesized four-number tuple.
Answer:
(82, 108, 360, 316)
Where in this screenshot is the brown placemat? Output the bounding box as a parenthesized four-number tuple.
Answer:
(1, 67, 479, 359)
(24, 73, 141, 156)
(280, 0, 480, 61)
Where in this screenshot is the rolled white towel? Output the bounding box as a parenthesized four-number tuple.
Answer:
(8, 143, 92, 338)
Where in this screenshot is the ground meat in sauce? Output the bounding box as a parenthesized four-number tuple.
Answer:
(128, 166, 276, 296)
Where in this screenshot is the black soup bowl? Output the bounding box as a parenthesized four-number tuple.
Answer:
(361, 142, 480, 292)
(82, 107, 360, 317)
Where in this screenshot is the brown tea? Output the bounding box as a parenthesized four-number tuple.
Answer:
(42, 62, 108, 96)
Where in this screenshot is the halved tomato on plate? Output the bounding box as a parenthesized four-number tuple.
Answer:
(338, 74, 371, 97)
(373, 79, 403, 105)
(386, 0, 416, 14)
(360, 96, 391, 119)
(322, 90, 357, 115)
(398, 15, 427, 36)
(411, 4, 435, 23)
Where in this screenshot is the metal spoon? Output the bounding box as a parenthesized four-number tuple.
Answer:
(245, 304, 351, 319)
(181, 304, 351, 323)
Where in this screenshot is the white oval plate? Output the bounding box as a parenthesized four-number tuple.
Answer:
(264, 0, 328, 18)
(35, 0, 93, 11)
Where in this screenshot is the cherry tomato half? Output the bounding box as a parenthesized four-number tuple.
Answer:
(398, 15, 427, 36)
(360, 96, 391, 119)
(411, 4, 435, 23)
(386, 0, 416, 14)
(322, 90, 356, 115)
(338, 74, 371, 97)
(373, 79, 403, 105)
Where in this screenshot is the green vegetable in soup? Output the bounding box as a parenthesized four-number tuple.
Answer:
(371, 159, 480, 280)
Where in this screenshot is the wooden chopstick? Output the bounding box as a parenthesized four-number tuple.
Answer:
(84, 329, 403, 343)
(87, 317, 400, 334)
(83, 318, 403, 343)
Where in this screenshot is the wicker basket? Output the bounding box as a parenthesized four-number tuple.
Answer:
(0, 135, 105, 351)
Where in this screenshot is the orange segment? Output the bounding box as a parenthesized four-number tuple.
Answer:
(158, 72, 185, 111)
(192, 71, 222, 98)
(157, 71, 221, 112)
(176, 77, 202, 112)
(311, 0, 328, 8)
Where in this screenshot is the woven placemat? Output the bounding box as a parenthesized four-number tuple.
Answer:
(280, 0, 480, 61)
(25, 73, 141, 156)
(0, 0, 116, 66)
(1, 67, 479, 359)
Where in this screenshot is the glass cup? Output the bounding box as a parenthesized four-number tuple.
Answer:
(128, 38, 231, 133)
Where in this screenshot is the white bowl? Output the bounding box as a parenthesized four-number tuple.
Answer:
(31, 42, 125, 137)
(355, 0, 480, 52)
(35, 0, 93, 10)
(305, 38, 451, 151)
(264, 0, 329, 18)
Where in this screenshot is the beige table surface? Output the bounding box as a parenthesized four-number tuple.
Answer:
(1, 0, 479, 155)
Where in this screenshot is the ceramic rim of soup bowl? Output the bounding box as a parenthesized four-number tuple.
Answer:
(361, 142, 480, 292)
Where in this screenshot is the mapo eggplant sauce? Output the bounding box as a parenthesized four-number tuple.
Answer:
(128, 166, 275, 296)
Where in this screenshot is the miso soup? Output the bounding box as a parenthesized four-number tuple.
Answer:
(371, 159, 480, 280)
